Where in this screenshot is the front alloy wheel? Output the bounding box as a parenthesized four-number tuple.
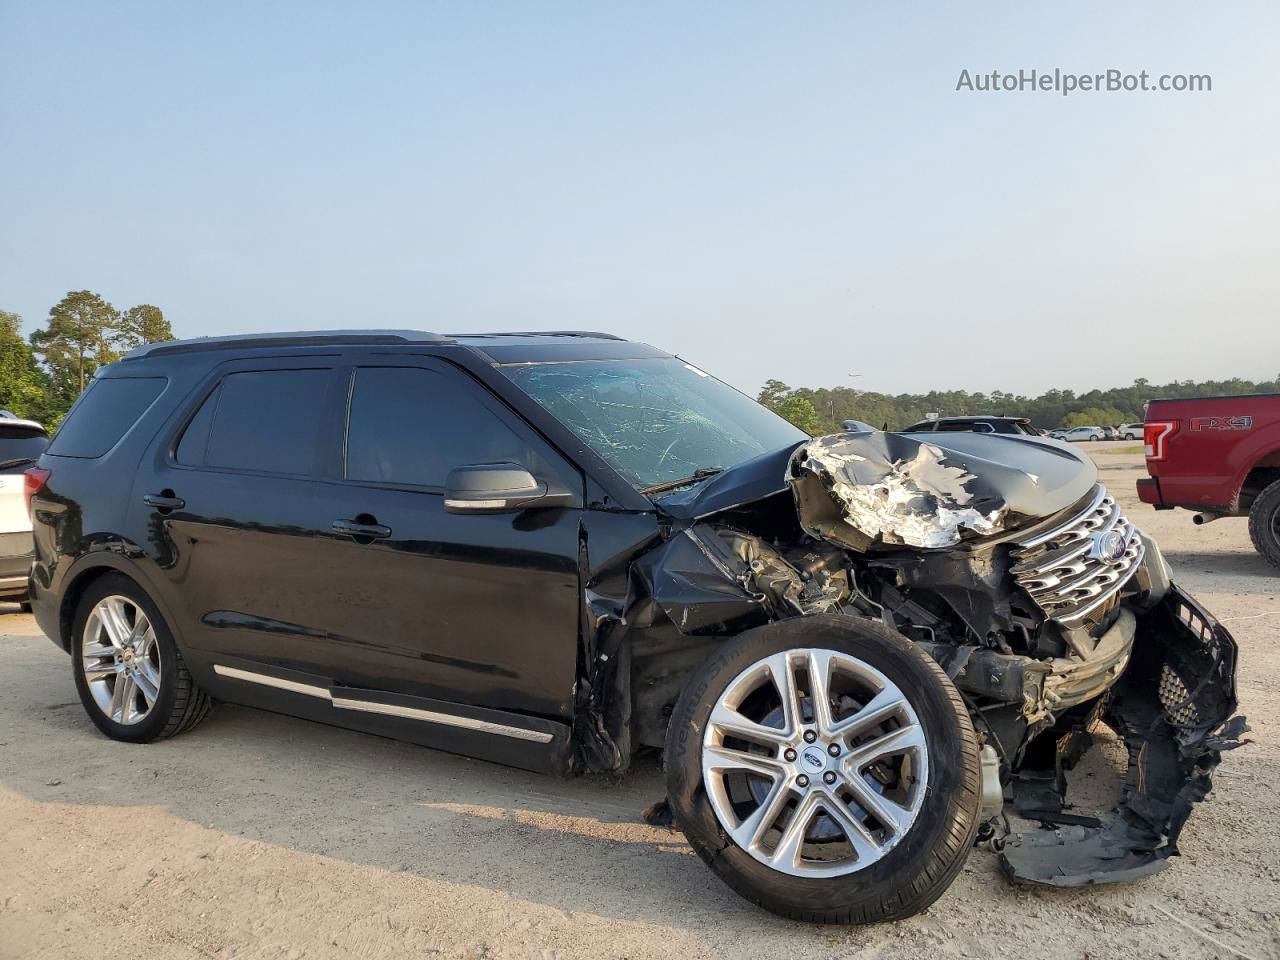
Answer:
(701, 649, 928, 877)
(665, 614, 981, 924)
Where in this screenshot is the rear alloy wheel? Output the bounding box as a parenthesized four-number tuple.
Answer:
(72, 574, 212, 742)
(1248, 478, 1280, 570)
(665, 615, 981, 924)
(81, 595, 163, 726)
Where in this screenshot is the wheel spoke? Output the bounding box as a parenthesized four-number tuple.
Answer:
(806, 650, 835, 735)
(768, 791, 820, 870)
(843, 723, 926, 771)
(84, 660, 123, 681)
(132, 667, 160, 706)
(83, 642, 118, 663)
(732, 777, 794, 853)
(844, 774, 912, 837)
(764, 653, 802, 735)
(98, 598, 131, 650)
(814, 787, 882, 860)
(703, 743, 785, 780)
(708, 701, 789, 747)
(110, 674, 135, 723)
(128, 613, 152, 650)
(831, 687, 907, 741)
(135, 626, 157, 659)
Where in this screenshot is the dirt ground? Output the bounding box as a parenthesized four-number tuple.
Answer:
(2, 442, 1277, 960)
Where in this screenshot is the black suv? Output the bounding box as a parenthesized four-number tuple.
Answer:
(900, 415, 1042, 436)
(28, 330, 1243, 923)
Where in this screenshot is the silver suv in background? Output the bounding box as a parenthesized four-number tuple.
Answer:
(0, 415, 49, 607)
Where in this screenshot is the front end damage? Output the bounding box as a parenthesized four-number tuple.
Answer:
(572, 430, 1246, 888)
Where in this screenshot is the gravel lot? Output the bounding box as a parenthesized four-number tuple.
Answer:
(2, 443, 1277, 960)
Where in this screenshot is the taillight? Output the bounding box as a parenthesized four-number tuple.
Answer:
(1143, 421, 1178, 460)
(24, 467, 50, 519)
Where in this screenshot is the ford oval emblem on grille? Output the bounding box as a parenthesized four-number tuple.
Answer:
(1090, 530, 1127, 563)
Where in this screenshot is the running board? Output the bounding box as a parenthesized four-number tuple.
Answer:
(208, 660, 571, 774)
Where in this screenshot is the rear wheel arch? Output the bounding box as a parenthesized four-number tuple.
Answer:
(56, 556, 180, 653)
(1238, 452, 1280, 513)
(1247, 478, 1280, 569)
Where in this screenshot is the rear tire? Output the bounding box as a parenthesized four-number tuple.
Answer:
(71, 573, 212, 743)
(1248, 479, 1280, 570)
(664, 614, 981, 924)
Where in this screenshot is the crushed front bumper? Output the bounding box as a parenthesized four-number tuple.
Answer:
(998, 584, 1248, 887)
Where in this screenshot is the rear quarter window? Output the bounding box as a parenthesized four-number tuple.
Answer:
(47, 377, 167, 459)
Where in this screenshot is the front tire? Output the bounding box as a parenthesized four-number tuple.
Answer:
(665, 615, 981, 924)
(71, 573, 212, 743)
(1248, 479, 1280, 570)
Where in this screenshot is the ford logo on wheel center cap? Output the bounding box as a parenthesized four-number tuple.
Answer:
(801, 747, 826, 770)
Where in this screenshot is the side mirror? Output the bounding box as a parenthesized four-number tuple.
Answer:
(443, 463, 574, 514)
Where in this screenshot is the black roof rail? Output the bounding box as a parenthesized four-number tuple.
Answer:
(122, 329, 456, 360)
(447, 330, 626, 341)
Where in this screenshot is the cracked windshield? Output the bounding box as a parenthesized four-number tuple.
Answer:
(499, 357, 806, 492)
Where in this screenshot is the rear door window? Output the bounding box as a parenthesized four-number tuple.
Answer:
(177, 369, 332, 476)
(47, 377, 166, 458)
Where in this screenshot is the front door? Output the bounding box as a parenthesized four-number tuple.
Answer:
(288, 356, 584, 720)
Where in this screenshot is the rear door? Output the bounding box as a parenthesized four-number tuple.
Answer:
(137, 356, 349, 667)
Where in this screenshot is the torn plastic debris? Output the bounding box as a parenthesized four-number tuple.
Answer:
(997, 587, 1249, 887)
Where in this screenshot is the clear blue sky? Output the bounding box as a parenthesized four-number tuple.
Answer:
(2, 2, 1276, 396)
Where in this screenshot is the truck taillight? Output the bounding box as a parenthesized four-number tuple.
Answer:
(1144, 421, 1178, 460)
(24, 467, 50, 519)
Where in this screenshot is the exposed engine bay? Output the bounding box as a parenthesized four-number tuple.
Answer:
(577, 430, 1247, 888)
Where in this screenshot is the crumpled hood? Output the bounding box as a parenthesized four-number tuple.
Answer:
(788, 430, 1098, 550)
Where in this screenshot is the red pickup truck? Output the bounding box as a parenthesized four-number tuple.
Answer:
(1137, 393, 1280, 568)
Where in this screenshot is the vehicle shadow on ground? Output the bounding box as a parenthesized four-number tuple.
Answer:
(3, 667, 826, 933)
(4, 634, 1243, 950)
(1162, 549, 1279, 584)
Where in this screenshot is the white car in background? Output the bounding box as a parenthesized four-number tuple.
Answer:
(1118, 422, 1144, 440)
(1057, 426, 1106, 442)
(0, 415, 49, 608)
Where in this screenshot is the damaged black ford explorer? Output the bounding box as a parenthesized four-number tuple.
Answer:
(27, 330, 1246, 923)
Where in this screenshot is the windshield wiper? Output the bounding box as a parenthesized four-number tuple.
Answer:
(640, 466, 724, 496)
(0, 457, 37, 471)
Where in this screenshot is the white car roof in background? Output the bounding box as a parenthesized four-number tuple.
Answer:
(0, 417, 47, 432)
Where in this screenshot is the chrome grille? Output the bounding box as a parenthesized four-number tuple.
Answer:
(1010, 486, 1145, 624)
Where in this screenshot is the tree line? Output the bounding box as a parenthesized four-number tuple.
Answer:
(0, 291, 174, 427)
(757, 374, 1280, 435)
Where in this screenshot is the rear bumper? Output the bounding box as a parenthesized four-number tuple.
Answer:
(0, 531, 33, 598)
(1136, 476, 1162, 505)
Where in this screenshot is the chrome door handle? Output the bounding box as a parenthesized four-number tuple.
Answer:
(142, 493, 185, 511)
(332, 518, 392, 540)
